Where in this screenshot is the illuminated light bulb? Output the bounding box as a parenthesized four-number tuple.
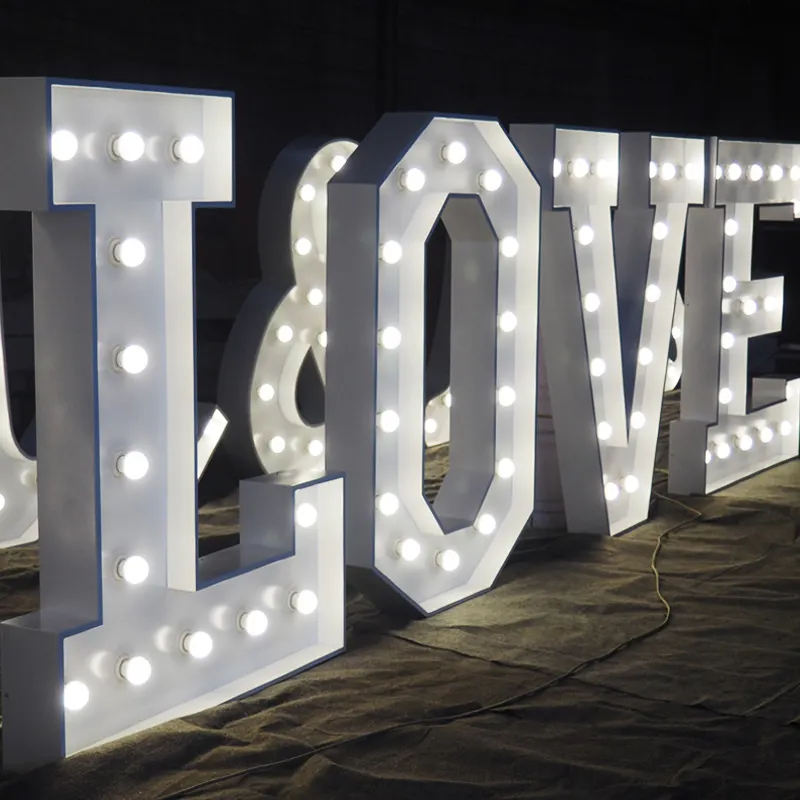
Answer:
(604, 482, 620, 501)
(638, 347, 654, 366)
(257, 383, 275, 402)
(590, 358, 606, 377)
(63, 681, 90, 711)
(667, 364, 680, 382)
(764, 295, 779, 312)
(378, 410, 400, 433)
(377, 493, 400, 516)
(726, 163, 742, 181)
(583, 292, 601, 312)
(396, 538, 421, 561)
(119, 656, 152, 686)
(112, 238, 147, 268)
(645, 284, 661, 303)
(684, 162, 702, 181)
(295, 502, 318, 528)
(705, 449, 713, 464)
(307, 439, 324, 457)
(719, 387, 733, 405)
(276, 325, 294, 343)
(378, 326, 402, 349)
(759, 427, 774, 443)
(424, 418, 438, 434)
(499, 311, 518, 332)
(298, 183, 316, 202)
(724, 219, 739, 236)
(294, 237, 312, 256)
(597, 421, 613, 440)
(499, 236, 519, 257)
(722, 275, 738, 293)
(476, 514, 497, 535)
(660, 162, 677, 181)
(51, 129, 79, 162)
(116, 451, 149, 480)
(331, 154, 347, 172)
(479, 169, 503, 192)
(497, 386, 516, 407)
(595, 159, 615, 178)
(380, 240, 403, 264)
(649, 161, 658, 179)
(570, 158, 590, 178)
(780, 420, 793, 436)
(442, 141, 467, 164)
(316, 331, 328, 348)
(0, 494, 5, 512)
(111, 131, 145, 162)
(290, 589, 318, 614)
(630, 411, 646, 430)
(443, 393, 452, 408)
(182, 631, 213, 659)
(435, 549, 460, 572)
(114, 345, 148, 374)
(496, 458, 515, 479)
(737, 433, 754, 451)
(715, 164, 723, 180)
(623, 475, 640, 494)
(269, 436, 286, 454)
(173, 135, 204, 164)
(306, 287, 324, 306)
(400, 167, 426, 191)
(653, 221, 669, 240)
(747, 164, 763, 181)
(792, 166, 800, 181)
(553, 158, 562, 177)
(740, 297, 757, 316)
(116, 555, 150, 585)
(716, 442, 731, 459)
(769, 164, 784, 181)
(721, 332, 735, 349)
(576, 225, 594, 245)
(239, 610, 268, 637)
(672, 326, 682, 339)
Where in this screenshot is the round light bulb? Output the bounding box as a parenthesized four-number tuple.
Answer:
(672, 326, 682, 340)
(653, 221, 669, 240)
(764, 295, 779, 312)
(424, 418, 438, 434)
(435, 549, 460, 572)
(119, 656, 152, 686)
(553, 158, 562, 177)
(721, 332, 735, 349)
(476, 514, 497, 535)
(597, 421, 613, 440)
(400, 167, 426, 191)
(306, 288, 324, 306)
(112, 132, 145, 162)
(645, 284, 661, 303)
(719, 387, 733, 405)
(583, 293, 601, 312)
(64, 681, 90, 711)
(396, 538, 421, 561)
(113, 238, 147, 268)
(780, 420, 793, 436)
(378, 327, 402, 349)
(307, 439, 324, 457)
(791, 166, 800, 181)
(499, 236, 519, 257)
(716, 442, 731, 459)
(660, 162, 677, 181)
(479, 169, 503, 192)
(590, 358, 606, 377)
(726, 163, 742, 181)
(497, 386, 516, 407)
(295, 502, 318, 528)
(0, 494, 5, 512)
(116, 451, 148, 480)
(331, 154, 347, 172)
(496, 458, 515, 479)
(705, 449, 713, 464)
(269, 436, 286, 454)
(317, 331, 328, 348)
(173, 135, 204, 164)
(740, 297, 757, 316)
(595, 159, 614, 179)
(623, 475, 640, 494)
(576, 225, 594, 246)
(380, 240, 403, 264)
(684, 162, 702, 181)
(442, 141, 467, 164)
(377, 493, 400, 516)
(294, 237, 312, 256)
(378, 410, 400, 433)
(724, 219, 739, 237)
(257, 383, 275, 402)
(183, 631, 213, 659)
(499, 311, 518, 332)
(630, 411, 646, 430)
(115, 345, 148, 374)
(443, 393, 452, 408)
(722, 275, 738, 293)
(116, 555, 150, 585)
(298, 183, 316, 202)
(759, 427, 774, 443)
(638, 347, 654, 366)
(51, 129, 79, 162)
(276, 325, 294, 343)
(649, 161, 658, 179)
(747, 164, 763, 181)
(239, 610, 269, 637)
(737, 434, 754, 451)
(769, 164, 784, 181)
(290, 589, 318, 614)
(604, 482, 620, 501)
(570, 158, 590, 178)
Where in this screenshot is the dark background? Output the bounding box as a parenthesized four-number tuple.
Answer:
(0, 0, 798, 454)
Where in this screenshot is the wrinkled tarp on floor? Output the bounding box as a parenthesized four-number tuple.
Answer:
(1, 415, 800, 797)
